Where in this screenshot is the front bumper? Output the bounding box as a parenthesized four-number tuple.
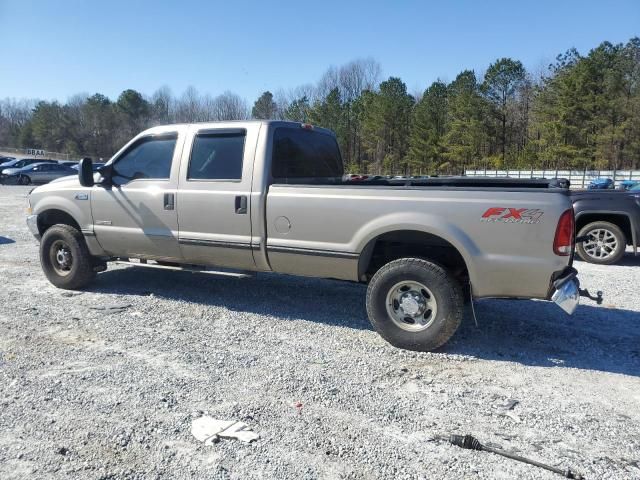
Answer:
(26, 214, 40, 240)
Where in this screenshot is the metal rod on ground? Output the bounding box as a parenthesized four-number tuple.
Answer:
(447, 434, 584, 480)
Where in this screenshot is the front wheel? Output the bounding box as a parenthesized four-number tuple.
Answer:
(18, 175, 31, 185)
(366, 258, 464, 351)
(40, 224, 96, 289)
(576, 221, 626, 265)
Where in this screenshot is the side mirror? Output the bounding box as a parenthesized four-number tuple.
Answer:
(78, 157, 94, 187)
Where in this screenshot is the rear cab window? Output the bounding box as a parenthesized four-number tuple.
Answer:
(271, 127, 343, 184)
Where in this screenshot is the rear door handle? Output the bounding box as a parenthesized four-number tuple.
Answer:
(164, 193, 175, 210)
(235, 195, 247, 214)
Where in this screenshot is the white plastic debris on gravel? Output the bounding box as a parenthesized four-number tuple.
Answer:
(1, 185, 639, 479)
(191, 416, 259, 444)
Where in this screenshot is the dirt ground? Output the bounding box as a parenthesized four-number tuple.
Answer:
(0, 185, 639, 479)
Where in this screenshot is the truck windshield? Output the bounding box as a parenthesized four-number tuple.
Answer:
(271, 127, 343, 183)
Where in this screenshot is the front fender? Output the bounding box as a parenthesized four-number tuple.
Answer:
(32, 193, 93, 234)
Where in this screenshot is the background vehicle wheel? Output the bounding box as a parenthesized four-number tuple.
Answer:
(18, 175, 31, 185)
(366, 258, 464, 352)
(40, 224, 96, 289)
(576, 221, 626, 265)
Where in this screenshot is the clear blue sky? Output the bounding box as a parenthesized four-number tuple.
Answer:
(1, 0, 638, 102)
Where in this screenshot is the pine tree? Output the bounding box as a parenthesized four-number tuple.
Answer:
(361, 77, 413, 174)
(443, 71, 488, 172)
(482, 58, 526, 168)
(408, 81, 448, 174)
(252, 91, 277, 119)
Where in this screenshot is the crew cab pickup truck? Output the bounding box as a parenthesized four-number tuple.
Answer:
(26, 121, 590, 351)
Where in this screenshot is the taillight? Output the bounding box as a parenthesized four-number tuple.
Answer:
(553, 209, 574, 256)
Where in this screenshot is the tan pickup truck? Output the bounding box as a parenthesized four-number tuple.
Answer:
(26, 121, 592, 351)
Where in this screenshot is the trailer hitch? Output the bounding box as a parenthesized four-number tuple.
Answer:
(579, 288, 603, 305)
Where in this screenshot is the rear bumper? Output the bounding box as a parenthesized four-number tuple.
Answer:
(552, 278, 580, 314)
(549, 266, 579, 315)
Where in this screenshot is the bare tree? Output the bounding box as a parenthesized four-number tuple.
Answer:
(274, 84, 317, 119)
(176, 86, 205, 123)
(211, 91, 249, 120)
(0, 98, 36, 127)
(317, 66, 340, 100)
(151, 86, 173, 124)
(0, 98, 37, 146)
(338, 58, 382, 101)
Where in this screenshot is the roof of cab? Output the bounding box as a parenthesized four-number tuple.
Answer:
(139, 120, 335, 137)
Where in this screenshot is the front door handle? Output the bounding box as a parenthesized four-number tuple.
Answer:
(164, 193, 175, 210)
(235, 195, 247, 214)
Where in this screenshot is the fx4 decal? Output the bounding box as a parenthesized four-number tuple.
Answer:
(481, 207, 544, 224)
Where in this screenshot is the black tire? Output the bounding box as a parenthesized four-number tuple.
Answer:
(40, 224, 96, 289)
(576, 221, 626, 265)
(19, 175, 31, 185)
(366, 258, 464, 352)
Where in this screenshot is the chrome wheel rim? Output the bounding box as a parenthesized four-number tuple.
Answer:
(385, 280, 438, 332)
(583, 228, 618, 260)
(50, 240, 73, 276)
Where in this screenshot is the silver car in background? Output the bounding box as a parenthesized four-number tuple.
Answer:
(2, 162, 77, 185)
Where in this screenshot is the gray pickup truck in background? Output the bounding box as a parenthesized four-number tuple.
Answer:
(26, 121, 592, 351)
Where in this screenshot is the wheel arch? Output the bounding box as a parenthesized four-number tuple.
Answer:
(37, 208, 81, 236)
(575, 210, 635, 247)
(357, 225, 476, 287)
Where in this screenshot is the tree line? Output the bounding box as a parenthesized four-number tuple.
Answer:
(1, 37, 638, 173)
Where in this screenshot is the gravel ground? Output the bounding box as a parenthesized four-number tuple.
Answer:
(1, 185, 639, 480)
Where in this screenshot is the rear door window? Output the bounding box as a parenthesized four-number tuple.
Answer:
(188, 130, 246, 181)
(271, 128, 343, 182)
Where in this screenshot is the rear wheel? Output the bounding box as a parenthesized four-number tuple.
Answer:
(366, 258, 464, 351)
(40, 224, 96, 289)
(576, 221, 626, 265)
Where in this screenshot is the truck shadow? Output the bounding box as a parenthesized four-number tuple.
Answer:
(0, 236, 15, 245)
(613, 253, 640, 266)
(448, 299, 640, 377)
(92, 267, 372, 330)
(91, 267, 640, 377)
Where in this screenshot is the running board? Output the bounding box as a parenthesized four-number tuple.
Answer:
(112, 260, 255, 278)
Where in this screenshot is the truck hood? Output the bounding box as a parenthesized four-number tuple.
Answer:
(29, 175, 82, 196)
(49, 174, 78, 185)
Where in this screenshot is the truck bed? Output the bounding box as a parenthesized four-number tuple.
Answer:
(263, 181, 573, 299)
(280, 176, 571, 191)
